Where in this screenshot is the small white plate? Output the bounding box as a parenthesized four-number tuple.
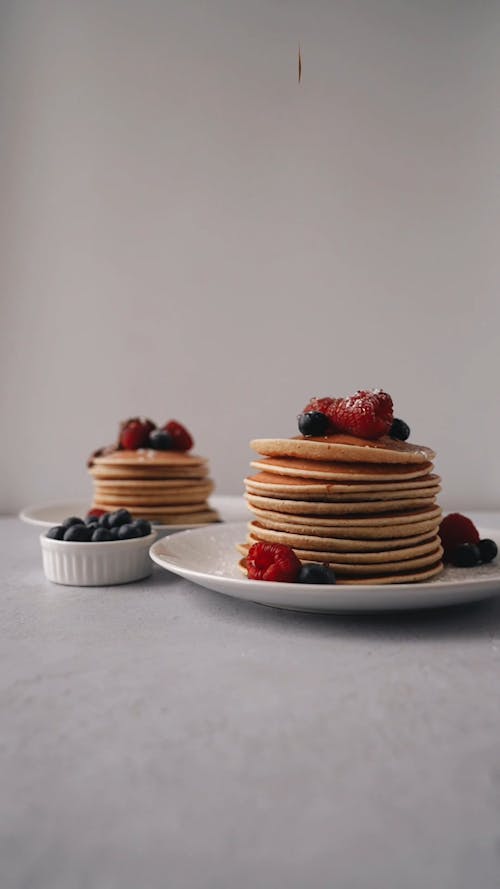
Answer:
(20, 495, 249, 536)
(149, 522, 500, 613)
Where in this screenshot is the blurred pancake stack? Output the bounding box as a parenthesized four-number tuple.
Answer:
(88, 417, 219, 526)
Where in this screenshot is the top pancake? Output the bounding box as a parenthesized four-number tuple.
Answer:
(90, 449, 208, 469)
(251, 435, 435, 465)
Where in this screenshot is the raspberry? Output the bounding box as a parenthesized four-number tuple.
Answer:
(119, 417, 155, 450)
(162, 420, 193, 452)
(303, 396, 336, 416)
(439, 513, 480, 562)
(246, 541, 301, 583)
(86, 508, 106, 519)
(302, 391, 393, 439)
(327, 389, 393, 439)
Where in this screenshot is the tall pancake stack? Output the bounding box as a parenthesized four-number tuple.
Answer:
(88, 449, 219, 525)
(239, 434, 444, 584)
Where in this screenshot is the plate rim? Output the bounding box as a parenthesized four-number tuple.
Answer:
(19, 494, 247, 531)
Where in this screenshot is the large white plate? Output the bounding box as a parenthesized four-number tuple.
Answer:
(19, 495, 249, 536)
(149, 522, 500, 613)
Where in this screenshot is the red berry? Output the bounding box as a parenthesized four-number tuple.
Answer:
(303, 396, 336, 416)
(246, 541, 301, 583)
(439, 513, 480, 562)
(326, 389, 393, 439)
(119, 417, 155, 450)
(162, 420, 193, 452)
(86, 508, 106, 518)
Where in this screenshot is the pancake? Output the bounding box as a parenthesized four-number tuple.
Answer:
(250, 457, 434, 482)
(245, 471, 440, 495)
(247, 522, 441, 561)
(90, 464, 208, 480)
(245, 473, 440, 502)
(251, 435, 435, 465)
(93, 500, 213, 515)
(238, 556, 444, 585)
(248, 513, 438, 549)
(94, 491, 214, 507)
(91, 478, 213, 490)
(247, 503, 441, 526)
(240, 538, 443, 575)
(93, 481, 214, 503)
(90, 449, 208, 469)
(246, 493, 438, 516)
(248, 507, 441, 539)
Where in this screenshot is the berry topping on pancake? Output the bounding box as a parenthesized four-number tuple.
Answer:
(303, 390, 393, 440)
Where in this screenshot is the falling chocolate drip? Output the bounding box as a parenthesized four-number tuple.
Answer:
(298, 44, 302, 83)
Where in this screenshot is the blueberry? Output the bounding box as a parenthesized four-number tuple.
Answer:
(63, 524, 91, 542)
(298, 411, 329, 437)
(117, 523, 141, 540)
(452, 543, 481, 568)
(91, 527, 113, 542)
(46, 525, 65, 540)
(98, 513, 112, 528)
(133, 519, 152, 537)
(298, 563, 336, 584)
(478, 539, 498, 564)
(149, 429, 173, 450)
(390, 418, 411, 441)
(110, 526, 121, 540)
(108, 508, 132, 528)
(85, 514, 100, 526)
(61, 516, 85, 530)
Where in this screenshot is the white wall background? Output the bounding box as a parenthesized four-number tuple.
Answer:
(1, 0, 500, 513)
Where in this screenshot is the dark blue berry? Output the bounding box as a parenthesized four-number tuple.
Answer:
(149, 429, 174, 450)
(452, 543, 481, 568)
(98, 513, 112, 528)
(63, 524, 91, 542)
(110, 526, 121, 540)
(47, 525, 65, 540)
(478, 539, 498, 564)
(108, 508, 132, 528)
(85, 514, 100, 526)
(133, 519, 152, 537)
(91, 527, 113, 542)
(61, 516, 85, 530)
(117, 523, 141, 540)
(390, 418, 410, 441)
(298, 412, 329, 437)
(298, 563, 336, 584)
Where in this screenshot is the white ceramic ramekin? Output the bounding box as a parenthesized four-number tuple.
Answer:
(40, 531, 157, 586)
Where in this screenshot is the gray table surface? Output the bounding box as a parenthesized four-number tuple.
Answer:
(2, 513, 500, 889)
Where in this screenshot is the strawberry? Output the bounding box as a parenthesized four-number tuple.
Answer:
(162, 420, 193, 452)
(246, 541, 301, 583)
(439, 513, 480, 562)
(119, 417, 155, 450)
(327, 389, 393, 439)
